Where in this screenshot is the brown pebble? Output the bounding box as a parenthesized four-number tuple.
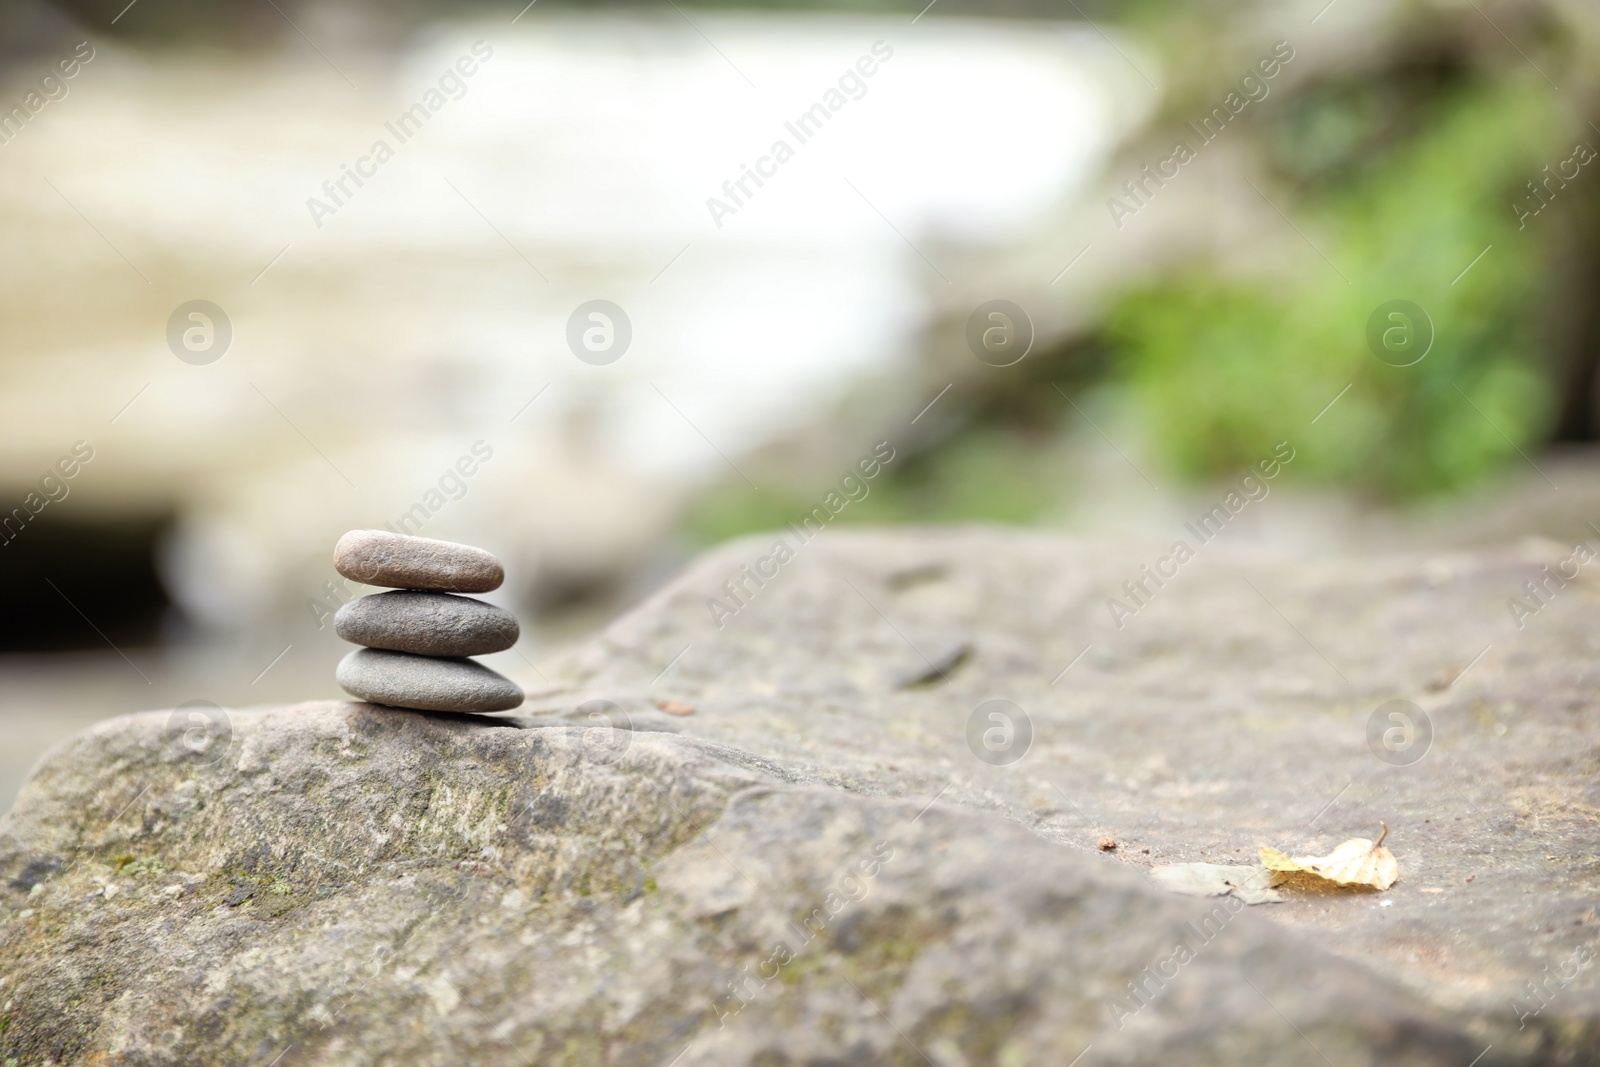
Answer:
(655, 699, 695, 716)
(334, 530, 504, 593)
(1097, 837, 1117, 851)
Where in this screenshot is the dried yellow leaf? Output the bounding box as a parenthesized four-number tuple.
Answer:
(1259, 846, 1303, 873)
(1257, 823, 1399, 891)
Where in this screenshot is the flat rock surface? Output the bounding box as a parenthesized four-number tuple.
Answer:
(0, 704, 1531, 1066)
(335, 591, 519, 657)
(531, 528, 1600, 1038)
(337, 648, 523, 712)
(3, 527, 1597, 1065)
(334, 530, 504, 593)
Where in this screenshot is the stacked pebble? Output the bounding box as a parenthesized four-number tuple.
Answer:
(332, 530, 524, 714)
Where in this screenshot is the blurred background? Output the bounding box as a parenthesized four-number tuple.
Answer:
(3, 0, 1598, 806)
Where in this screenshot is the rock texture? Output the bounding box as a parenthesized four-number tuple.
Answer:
(0, 705, 1530, 1067)
(334, 530, 504, 593)
(4, 528, 1599, 1065)
(334, 590, 519, 657)
(535, 528, 1600, 1056)
(336, 649, 523, 712)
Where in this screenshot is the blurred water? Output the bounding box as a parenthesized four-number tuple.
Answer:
(0, 12, 1144, 621)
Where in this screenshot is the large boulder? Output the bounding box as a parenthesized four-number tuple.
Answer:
(3, 527, 1596, 1065)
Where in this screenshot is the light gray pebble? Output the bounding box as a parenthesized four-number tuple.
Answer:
(336, 648, 524, 713)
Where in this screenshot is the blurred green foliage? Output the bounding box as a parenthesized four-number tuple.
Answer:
(683, 427, 1068, 544)
(1111, 73, 1569, 496)
(690, 73, 1586, 545)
